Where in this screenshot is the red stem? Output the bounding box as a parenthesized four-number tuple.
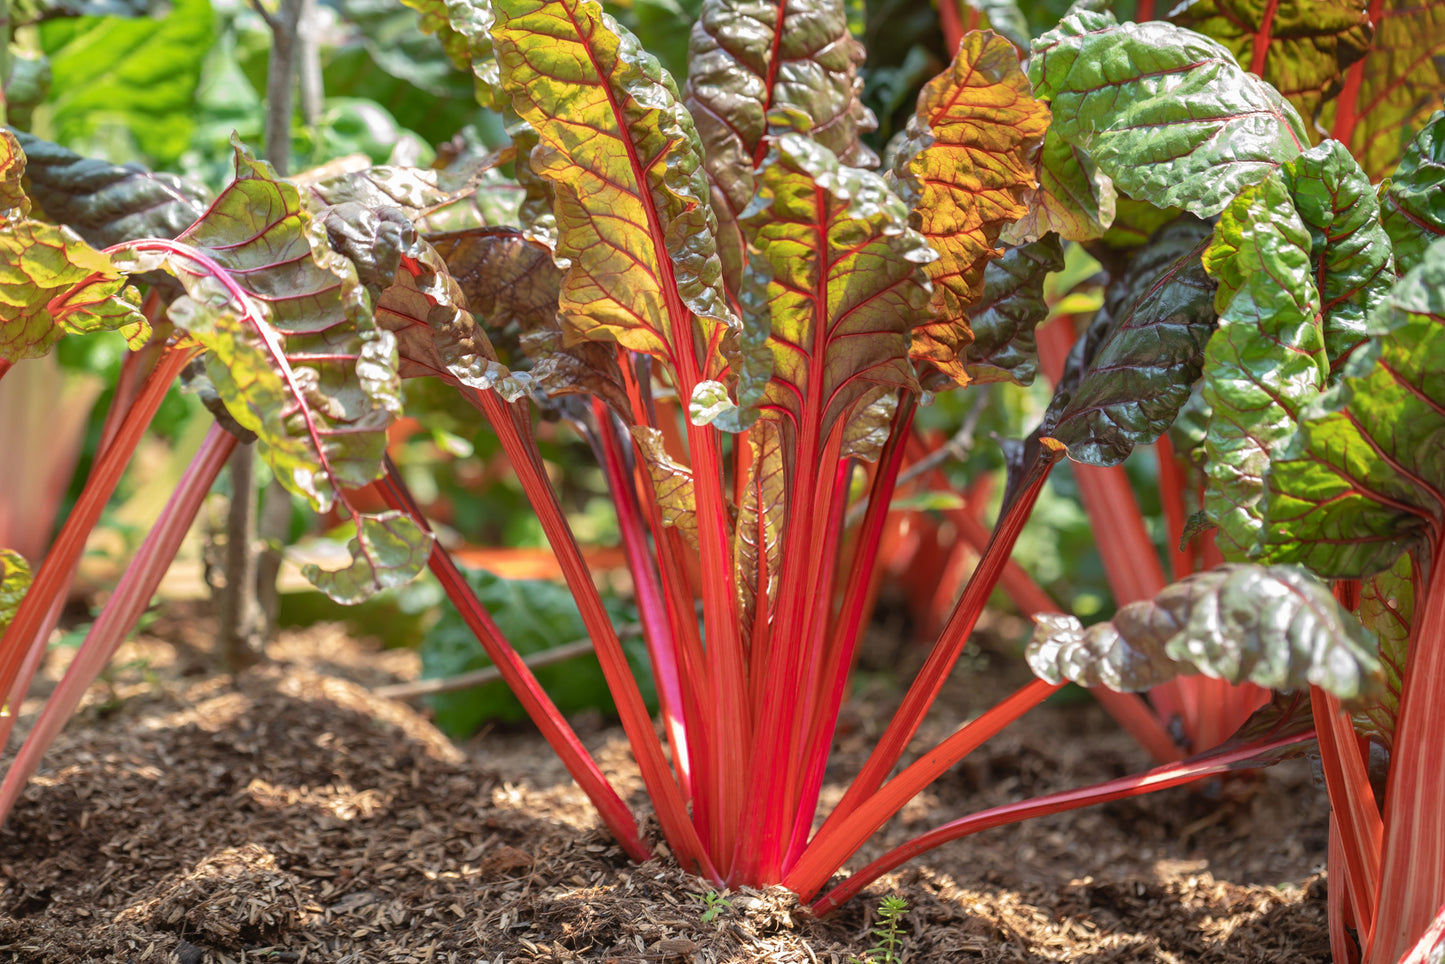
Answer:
(1330, 0, 1386, 148)
(808, 725, 1313, 915)
(1249, 0, 1279, 77)
(938, 0, 964, 52)
(373, 460, 655, 864)
(1313, 686, 1383, 943)
(1135, 0, 1155, 20)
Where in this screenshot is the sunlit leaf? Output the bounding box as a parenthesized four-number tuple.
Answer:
(1317, 0, 1445, 181)
(302, 512, 435, 603)
(1, 131, 28, 220)
(895, 30, 1049, 387)
(400, 0, 503, 108)
(1258, 237, 1445, 577)
(1379, 111, 1445, 276)
(735, 417, 784, 634)
(1028, 564, 1382, 702)
(1168, 0, 1372, 129)
(1029, 10, 1309, 217)
(961, 0, 1028, 50)
(1000, 127, 1116, 245)
(10, 130, 209, 247)
(0, 550, 32, 638)
(631, 425, 699, 547)
(1354, 553, 1413, 749)
(683, 0, 876, 290)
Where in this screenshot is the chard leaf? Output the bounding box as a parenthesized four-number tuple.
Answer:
(962, 235, 1065, 387)
(743, 131, 930, 453)
(1043, 216, 1218, 466)
(0, 549, 31, 638)
(1379, 111, 1445, 276)
(10, 130, 209, 247)
(491, 0, 740, 400)
(1029, 10, 1308, 217)
(683, 0, 875, 289)
(1281, 138, 1394, 365)
(304, 162, 495, 225)
(115, 144, 430, 602)
(38, 0, 215, 166)
(1200, 173, 1327, 560)
(1028, 564, 1383, 701)
(1316, 1, 1445, 181)
(962, 0, 1029, 50)
(895, 30, 1049, 387)
(401, 0, 503, 108)
(1, 131, 28, 218)
(631, 425, 699, 547)
(1000, 127, 1117, 244)
(1355, 553, 1413, 748)
(1258, 236, 1445, 577)
(736, 417, 784, 631)
(1168, 0, 1373, 129)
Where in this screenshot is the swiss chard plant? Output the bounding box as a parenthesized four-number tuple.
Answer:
(1, 1, 1443, 959)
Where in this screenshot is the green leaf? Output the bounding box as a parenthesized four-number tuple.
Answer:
(400, 0, 503, 108)
(1, 130, 28, 219)
(1379, 111, 1445, 277)
(16, 0, 162, 24)
(1258, 236, 1445, 577)
(1317, 0, 1445, 181)
(1000, 126, 1116, 245)
(1200, 173, 1327, 560)
(683, 0, 876, 290)
(1042, 216, 1218, 466)
(1354, 553, 1413, 749)
(896, 30, 1049, 386)
(1029, 10, 1308, 217)
(630, 424, 699, 547)
(302, 512, 434, 605)
(491, 0, 738, 391)
(0, 549, 32, 638)
(961, 235, 1065, 387)
(38, 0, 216, 166)
(1027, 564, 1383, 702)
(1168, 0, 1373, 131)
(10, 130, 209, 248)
(962, 0, 1029, 50)
(743, 131, 930, 452)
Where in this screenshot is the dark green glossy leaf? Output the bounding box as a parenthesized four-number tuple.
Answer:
(961, 235, 1065, 387)
(0, 549, 32, 638)
(38, 0, 215, 166)
(1168, 0, 1372, 130)
(684, 0, 875, 291)
(10, 130, 209, 248)
(1000, 127, 1116, 245)
(1379, 111, 1445, 276)
(895, 30, 1049, 387)
(1028, 564, 1383, 701)
(1354, 553, 1413, 748)
(1258, 236, 1445, 577)
(1200, 173, 1327, 560)
(1317, 0, 1445, 181)
(1042, 216, 1218, 466)
(1029, 10, 1309, 217)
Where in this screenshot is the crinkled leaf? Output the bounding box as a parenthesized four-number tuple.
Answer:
(743, 132, 930, 453)
(303, 511, 434, 604)
(1000, 126, 1117, 245)
(1029, 10, 1308, 217)
(0, 549, 32, 638)
(492, 0, 739, 393)
(1379, 111, 1445, 277)
(1200, 173, 1327, 560)
(1354, 553, 1413, 748)
(1168, 0, 1373, 129)
(895, 30, 1049, 386)
(1028, 564, 1383, 702)
(38, 0, 215, 166)
(304, 156, 511, 228)
(1, 220, 148, 361)
(1317, 0, 1445, 181)
(683, 0, 876, 290)
(1258, 236, 1445, 577)
(631, 425, 699, 547)
(961, 235, 1065, 387)
(839, 389, 896, 461)
(735, 417, 784, 632)
(10, 130, 209, 248)
(401, 0, 503, 108)
(1041, 216, 1218, 466)
(1280, 138, 1394, 364)
(1, 131, 29, 219)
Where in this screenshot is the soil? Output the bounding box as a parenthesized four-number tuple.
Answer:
(0, 609, 1332, 964)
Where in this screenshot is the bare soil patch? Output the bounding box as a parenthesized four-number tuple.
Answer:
(0, 611, 1330, 963)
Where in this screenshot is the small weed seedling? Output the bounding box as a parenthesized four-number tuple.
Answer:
(698, 890, 731, 925)
(850, 895, 908, 964)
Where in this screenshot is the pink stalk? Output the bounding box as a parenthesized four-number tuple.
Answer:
(1397, 903, 1445, 964)
(1367, 542, 1445, 964)
(0, 424, 238, 825)
(1314, 686, 1383, 940)
(822, 439, 1066, 826)
(808, 723, 1314, 914)
(0, 345, 195, 750)
(0, 359, 11, 382)
(590, 399, 693, 802)
(785, 677, 1059, 897)
(461, 388, 713, 878)
(373, 460, 655, 864)
(1329, 817, 1363, 964)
